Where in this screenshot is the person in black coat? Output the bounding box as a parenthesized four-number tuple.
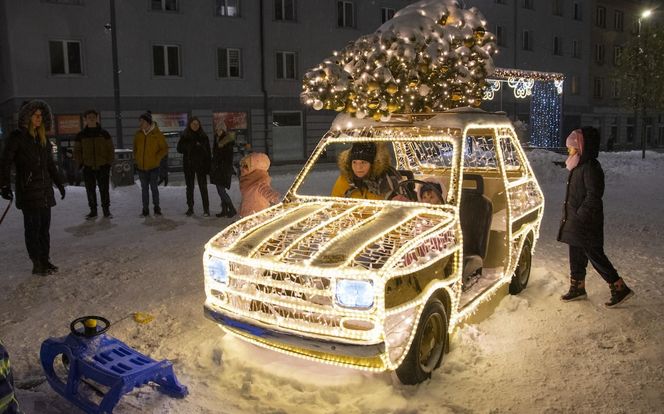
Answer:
(0, 100, 65, 276)
(177, 117, 211, 216)
(210, 125, 237, 218)
(558, 127, 633, 307)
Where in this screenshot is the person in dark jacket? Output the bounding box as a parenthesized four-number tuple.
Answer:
(177, 117, 211, 216)
(210, 125, 237, 218)
(0, 100, 65, 276)
(0, 339, 20, 413)
(558, 127, 634, 307)
(74, 109, 115, 219)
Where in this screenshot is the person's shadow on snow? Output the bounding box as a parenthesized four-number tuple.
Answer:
(64, 218, 117, 237)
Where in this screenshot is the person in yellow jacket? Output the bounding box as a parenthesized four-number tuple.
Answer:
(331, 142, 401, 200)
(133, 111, 168, 217)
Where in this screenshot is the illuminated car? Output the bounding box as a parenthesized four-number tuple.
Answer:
(203, 108, 544, 384)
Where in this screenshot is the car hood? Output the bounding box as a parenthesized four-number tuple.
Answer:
(209, 200, 456, 275)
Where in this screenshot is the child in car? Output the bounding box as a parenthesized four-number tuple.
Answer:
(418, 178, 446, 204)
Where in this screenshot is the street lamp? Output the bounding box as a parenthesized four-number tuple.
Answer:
(109, 0, 124, 149)
(637, 9, 652, 159)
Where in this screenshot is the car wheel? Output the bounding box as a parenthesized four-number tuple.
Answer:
(395, 298, 448, 385)
(509, 238, 532, 295)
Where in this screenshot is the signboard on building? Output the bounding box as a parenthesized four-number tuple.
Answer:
(56, 114, 82, 135)
(213, 112, 249, 145)
(152, 112, 188, 132)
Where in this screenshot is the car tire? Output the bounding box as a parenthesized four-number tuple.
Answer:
(509, 238, 532, 295)
(395, 298, 448, 385)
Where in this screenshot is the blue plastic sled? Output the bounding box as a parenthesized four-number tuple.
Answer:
(40, 321, 188, 414)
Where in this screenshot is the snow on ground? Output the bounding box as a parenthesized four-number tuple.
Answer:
(1, 150, 663, 414)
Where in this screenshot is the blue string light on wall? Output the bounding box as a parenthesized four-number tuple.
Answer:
(529, 81, 562, 148)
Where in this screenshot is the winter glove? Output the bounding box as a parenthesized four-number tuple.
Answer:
(1, 186, 12, 201)
(57, 185, 66, 200)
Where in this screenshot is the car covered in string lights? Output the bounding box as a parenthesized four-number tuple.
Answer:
(203, 108, 544, 384)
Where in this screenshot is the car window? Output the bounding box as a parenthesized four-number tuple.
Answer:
(497, 128, 528, 181)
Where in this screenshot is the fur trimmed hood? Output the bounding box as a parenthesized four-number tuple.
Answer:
(337, 142, 392, 182)
(18, 100, 54, 131)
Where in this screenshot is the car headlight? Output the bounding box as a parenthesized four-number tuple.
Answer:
(335, 279, 374, 309)
(205, 255, 229, 284)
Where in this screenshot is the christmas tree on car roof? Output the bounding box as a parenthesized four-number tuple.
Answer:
(301, 0, 497, 121)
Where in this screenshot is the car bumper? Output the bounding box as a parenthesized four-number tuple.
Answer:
(204, 304, 387, 370)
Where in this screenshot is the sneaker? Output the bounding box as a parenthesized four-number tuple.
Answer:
(561, 285, 587, 302)
(154, 206, 162, 216)
(141, 208, 149, 217)
(605, 285, 634, 308)
(185, 207, 194, 216)
(85, 210, 98, 220)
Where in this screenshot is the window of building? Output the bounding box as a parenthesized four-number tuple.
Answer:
(596, 6, 606, 28)
(217, 0, 239, 17)
(523, 0, 534, 9)
(275, 0, 295, 21)
(613, 46, 622, 66)
(626, 118, 634, 142)
(496, 25, 506, 47)
(151, 0, 178, 11)
(381, 7, 395, 23)
(42, 0, 84, 5)
(276, 51, 297, 79)
(49, 40, 82, 75)
(495, 0, 507, 4)
(522, 30, 533, 51)
(152, 44, 181, 77)
(612, 79, 620, 98)
(553, 36, 563, 55)
(337, 1, 354, 27)
(572, 39, 581, 58)
(217, 48, 241, 78)
(614, 10, 624, 31)
(573, 1, 582, 20)
(593, 77, 603, 98)
(552, 0, 563, 16)
(595, 43, 605, 64)
(571, 75, 580, 95)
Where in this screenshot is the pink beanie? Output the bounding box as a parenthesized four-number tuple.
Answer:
(565, 129, 584, 154)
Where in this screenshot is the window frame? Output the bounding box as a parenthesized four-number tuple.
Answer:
(571, 39, 581, 58)
(152, 43, 182, 78)
(594, 43, 605, 64)
(613, 10, 624, 31)
(596, 6, 606, 28)
(552, 0, 563, 16)
(553, 36, 563, 56)
(593, 77, 603, 98)
(48, 39, 84, 76)
(613, 46, 622, 66)
(570, 75, 580, 95)
(337, 0, 355, 28)
(612, 79, 620, 98)
(275, 51, 297, 80)
(573, 1, 582, 21)
(496, 24, 506, 47)
(522, 0, 534, 10)
(217, 47, 243, 79)
(522, 30, 533, 51)
(381, 7, 395, 23)
(275, 0, 296, 21)
(150, 0, 178, 12)
(216, 0, 240, 17)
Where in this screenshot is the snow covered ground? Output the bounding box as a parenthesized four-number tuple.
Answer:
(1, 150, 663, 414)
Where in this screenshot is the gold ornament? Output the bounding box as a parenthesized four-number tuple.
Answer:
(463, 37, 475, 48)
(372, 111, 382, 121)
(367, 81, 380, 92)
(367, 99, 380, 109)
(438, 13, 448, 25)
(474, 27, 486, 42)
(386, 83, 399, 95)
(387, 102, 400, 113)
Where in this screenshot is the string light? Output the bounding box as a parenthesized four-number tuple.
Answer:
(530, 81, 562, 147)
(204, 115, 544, 374)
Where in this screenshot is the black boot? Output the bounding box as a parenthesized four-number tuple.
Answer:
(226, 202, 237, 218)
(85, 208, 98, 220)
(141, 208, 149, 217)
(185, 206, 194, 216)
(154, 206, 162, 216)
(216, 202, 228, 218)
(561, 279, 587, 302)
(46, 261, 59, 274)
(103, 206, 112, 218)
(32, 260, 48, 276)
(605, 279, 634, 308)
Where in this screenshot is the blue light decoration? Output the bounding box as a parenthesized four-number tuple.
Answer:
(529, 80, 562, 148)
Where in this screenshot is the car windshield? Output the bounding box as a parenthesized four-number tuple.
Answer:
(292, 135, 460, 206)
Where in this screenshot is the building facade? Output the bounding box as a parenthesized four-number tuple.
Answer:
(0, 0, 661, 165)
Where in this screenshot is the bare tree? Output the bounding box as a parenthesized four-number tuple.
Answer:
(613, 24, 664, 158)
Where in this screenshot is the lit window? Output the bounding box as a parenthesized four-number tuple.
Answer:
(218, 48, 242, 78)
(217, 0, 239, 17)
(153, 44, 181, 77)
(275, 0, 295, 21)
(337, 1, 354, 28)
(151, 0, 178, 11)
(49, 40, 82, 75)
(276, 51, 297, 80)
